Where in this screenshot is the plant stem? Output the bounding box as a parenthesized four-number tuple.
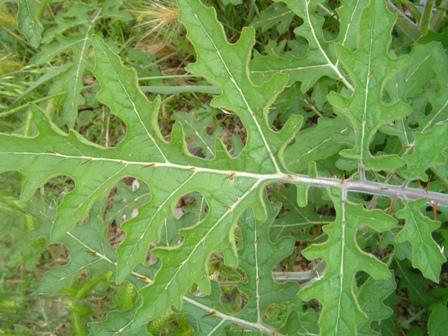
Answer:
(419, 0, 436, 35)
(0, 92, 64, 118)
(386, 0, 421, 41)
(430, 0, 448, 30)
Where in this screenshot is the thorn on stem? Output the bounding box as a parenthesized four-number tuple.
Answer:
(388, 199, 395, 215)
(204, 310, 216, 317)
(432, 202, 438, 221)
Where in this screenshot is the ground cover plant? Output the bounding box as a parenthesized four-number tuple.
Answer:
(1, 0, 448, 335)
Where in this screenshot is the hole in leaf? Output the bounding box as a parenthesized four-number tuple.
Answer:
(158, 192, 209, 247)
(319, 9, 340, 41)
(173, 108, 223, 158)
(34, 175, 76, 210)
(208, 250, 247, 313)
(355, 270, 370, 286)
(105, 177, 151, 249)
(216, 112, 246, 157)
(105, 177, 151, 226)
(424, 102, 432, 116)
(76, 106, 126, 147)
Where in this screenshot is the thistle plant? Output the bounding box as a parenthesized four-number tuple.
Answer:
(1, 0, 447, 335)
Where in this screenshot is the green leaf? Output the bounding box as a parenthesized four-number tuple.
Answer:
(181, 282, 231, 335)
(5, 0, 448, 334)
(50, 35, 92, 127)
(395, 199, 445, 282)
(357, 275, 396, 335)
(328, 0, 412, 172)
(17, 0, 43, 48)
(397, 42, 448, 181)
(105, 179, 151, 227)
(88, 299, 149, 336)
(33, 0, 131, 128)
(284, 117, 352, 173)
(0, 22, 297, 330)
(400, 122, 448, 181)
(428, 304, 448, 336)
(178, 0, 303, 172)
(269, 184, 332, 241)
(394, 258, 435, 307)
(236, 203, 299, 326)
(335, 0, 370, 51)
(299, 187, 397, 335)
(250, 0, 360, 92)
(251, 2, 294, 34)
(173, 110, 223, 158)
(35, 205, 117, 294)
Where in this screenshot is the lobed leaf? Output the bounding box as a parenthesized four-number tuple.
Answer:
(251, 2, 294, 34)
(0, 1, 302, 325)
(395, 199, 445, 282)
(178, 0, 303, 173)
(32, 0, 132, 128)
(3, 0, 448, 334)
(250, 0, 362, 92)
(17, 0, 43, 48)
(284, 117, 352, 173)
(236, 203, 299, 326)
(356, 275, 396, 335)
(299, 187, 397, 335)
(328, 0, 412, 172)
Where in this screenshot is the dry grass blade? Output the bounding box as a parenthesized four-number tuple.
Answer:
(130, 1, 182, 43)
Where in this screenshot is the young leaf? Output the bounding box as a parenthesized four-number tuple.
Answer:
(328, 0, 412, 172)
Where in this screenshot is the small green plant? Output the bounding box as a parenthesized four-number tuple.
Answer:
(1, 0, 448, 335)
